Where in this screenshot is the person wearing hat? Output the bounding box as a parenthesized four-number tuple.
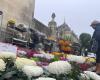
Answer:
(91, 20, 100, 75)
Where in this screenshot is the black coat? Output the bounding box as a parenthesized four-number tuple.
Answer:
(88, 25, 100, 52)
(92, 25, 100, 41)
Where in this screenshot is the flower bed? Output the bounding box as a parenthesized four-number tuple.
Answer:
(0, 51, 99, 80)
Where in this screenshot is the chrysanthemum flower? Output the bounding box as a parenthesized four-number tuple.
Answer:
(15, 57, 36, 69)
(84, 71, 100, 80)
(22, 66, 43, 78)
(36, 77, 56, 80)
(0, 59, 6, 71)
(67, 55, 86, 63)
(47, 61, 71, 75)
(0, 52, 16, 60)
(80, 73, 90, 80)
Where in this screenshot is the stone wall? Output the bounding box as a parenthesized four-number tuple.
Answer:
(0, 0, 35, 28)
(33, 18, 51, 37)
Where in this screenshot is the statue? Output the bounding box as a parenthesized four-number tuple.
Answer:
(52, 13, 56, 20)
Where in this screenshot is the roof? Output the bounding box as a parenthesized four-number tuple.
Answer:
(58, 22, 71, 31)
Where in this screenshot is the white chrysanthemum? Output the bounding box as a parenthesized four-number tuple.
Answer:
(15, 57, 36, 69)
(36, 77, 56, 80)
(44, 54, 54, 59)
(80, 73, 90, 80)
(22, 66, 43, 78)
(47, 61, 71, 75)
(0, 59, 6, 71)
(67, 55, 86, 63)
(84, 71, 100, 80)
(17, 50, 27, 55)
(34, 53, 54, 59)
(0, 52, 16, 60)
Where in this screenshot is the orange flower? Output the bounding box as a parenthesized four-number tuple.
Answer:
(66, 47, 72, 51)
(64, 41, 70, 46)
(58, 40, 65, 45)
(52, 52, 62, 56)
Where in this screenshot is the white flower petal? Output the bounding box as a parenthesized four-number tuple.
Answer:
(0, 52, 16, 60)
(47, 61, 71, 75)
(22, 66, 43, 77)
(84, 71, 100, 80)
(67, 55, 86, 63)
(36, 77, 56, 80)
(15, 57, 36, 69)
(0, 59, 6, 71)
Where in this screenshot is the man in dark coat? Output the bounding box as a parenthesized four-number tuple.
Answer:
(29, 29, 40, 49)
(91, 20, 100, 74)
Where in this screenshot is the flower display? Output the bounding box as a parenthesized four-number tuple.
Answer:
(80, 73, 90, 80)
(52, 52, 62, 56)
(58, 40, 65, 45)
(36, 77, 56, 80)
(85, 57, 96, 64)
(7, 20, 16, 24)
(15, 57, 36, 69)
(84, 71, 100, 80)
(34, 53, 54, 60)
(22, 66, 43, 78)
(64, 41, 70, 46)
(67, 55, 86, 63)
(61, 46, 72, 52)
(0, 52, 16, 60)
(0, 59, 6, 71)
(47, 61, 71, 75)
(17, 50, 27, 56)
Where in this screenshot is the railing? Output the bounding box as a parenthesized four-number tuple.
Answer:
(0, 28, 27, 43)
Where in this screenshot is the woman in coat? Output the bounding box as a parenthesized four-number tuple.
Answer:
(91, 20, 100, 74)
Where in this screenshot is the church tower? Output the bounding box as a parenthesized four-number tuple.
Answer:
(48, 13, 57, 40)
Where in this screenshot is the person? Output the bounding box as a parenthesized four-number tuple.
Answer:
(84, 49, 88, 56)
(30, 29, 40, 49)
(90, 20, 100, 75)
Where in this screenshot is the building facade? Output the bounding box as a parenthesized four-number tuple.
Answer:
(33, 18, 51, 37)
(58, 21, 79, 43)
(0, 0, 35, 28)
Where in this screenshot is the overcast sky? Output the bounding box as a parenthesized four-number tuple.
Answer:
(35, 0, 100, 36)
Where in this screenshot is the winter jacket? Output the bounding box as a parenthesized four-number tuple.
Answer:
(92, 25, 100, 41)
